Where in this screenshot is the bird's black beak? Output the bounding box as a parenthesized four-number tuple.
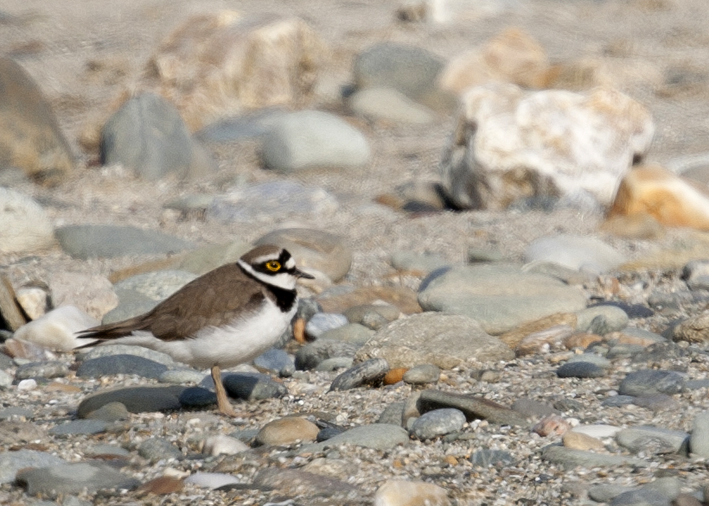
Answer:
(295, 268, 315, 279)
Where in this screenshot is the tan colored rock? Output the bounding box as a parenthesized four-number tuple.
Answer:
(532, 414, 570, 437)
(563, 431, 605, 451)
(607, 165, 709, 231)
(439, 28, 549, 95)
(318, 286, 421, 315)
(48, 272, 119, 320)
(0, 188, 56, 255)
(604, 330, 659, 347)
(256, 417, 320, 446)
(374, 479, 450, 506)
(0, 275, 27, 331)
(564, 332, 603, 350)
(673, 311, 709, 343)
(15, 286, 49, 320)
(601, 214, 665, 239)
(440, 84, 654, 210)
(544, 57, 662, 93)
(148, 12, 327, 130)
(13, 305, 99, 352)
(498, 313, 577, 349)
(516, 325, 575, 357)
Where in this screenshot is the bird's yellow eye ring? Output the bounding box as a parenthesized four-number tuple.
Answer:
(266, 261, 281, 272)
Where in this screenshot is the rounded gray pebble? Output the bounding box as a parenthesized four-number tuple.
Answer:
(77, 354, 168, 379)
(315, 357, 354, 372)
(84, 401, 130, 422)
(254, 348, 295, 377)
(619, 369, 686, 396)
(556, 361, 606, 378)
(138, 437, 182, 462)
(295, 339, 360, 370)
(305, 312, 349, 338)
(222, 372, 288, 400)
(410, 408, 466, 440)
(403, 364, 440, 385)
(330, 358, 389, 391)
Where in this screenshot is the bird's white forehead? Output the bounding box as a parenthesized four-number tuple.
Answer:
(251, 253, 283, 264)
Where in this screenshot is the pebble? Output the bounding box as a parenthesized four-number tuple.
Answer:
(330, 358, 389, 391)
(305, 312, 349, 339)
(318, 323, 375, 345)
(469, 449, 515, 467)
(81, 344, 177, 367)
(15, 361, 69, 380)
(590, 301, 655, 319)
(49, 419, 109, 436)
(511, 398, 558, 419)
(221, 372, 288, 401)
(17, 379, 37, 391)
(0, 188, 56, 255)
(689, 410, 709, 457)
(253, 348, 295, 377)
(588, 484, 634, 502)
(84, 401, 130, 422)
(373, 479, 451, 506)
(682, 259, 709, 291)
(619, 370, 686, 396)
(572, 424, 622, 439)
(562, 431, 605, 451)
(417, 390, 529, 427)
(673, 311, 709, 344)
(377, 402, 406, 426)
(344, 303, 400, 325)
(299, 424, 409, 452)
(575, 305, 629, 334)
(348, 86, 436, 124)
(201, 435, 249, 456)
(390, 250, 450, 274)
(16, 462, 140, 498)
(77, 355, 168, 379)
(403, 364, 440, 385)
(295, 339, 360, 370)
(410, 408, 466, 440)
(541, 445, 644, 468)
(255, 417, 320, 446)
(0, 450, 65, 484)
(138, 437, 183, 462)
(616, 426, 690, 455)
(556, 361, 606, 378)
(566, 353, 611, 368)
(632, 394, 680, 411)
(184, 472, 241, 490)
(77, 386, 187, 417)
(315, 357, 354, 372)
(524, 234, 626, 274)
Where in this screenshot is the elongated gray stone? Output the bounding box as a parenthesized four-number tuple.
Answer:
(417, 390, 529, 427)
(330, 358, 389, 391)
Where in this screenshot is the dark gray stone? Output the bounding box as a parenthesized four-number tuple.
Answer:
(616, 426, 690, 455)
(55, 224, 193, 259)
(330, 358, 389, 391)
(377, 402, 405, 426)
(619, 370, 686, 397)
(602, 395, 636, 407)
(178, 386, 217, 408)
(84, 401, 130, 422)
(221, 372, 288, 401)
(682, 259, 709, 291)
(76, 354, 168, 379)
(299, 424, 409, 452)
(138, 437, 182, 462)
(77, 386, 186, 418)
(417, 390, 529, 427)
(556, 361, 606, 378)
(541, 445, 644, 468)
(254, 348, 295, 378)
(16, 462, 140, 498)
(295, 339, 360, 370)
(0, 450, 65, 484)
(403, 364, 440, 385)
(511, 398, 558, 419)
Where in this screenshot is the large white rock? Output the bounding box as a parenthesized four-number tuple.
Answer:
(14, 305, 99, 352)
(0, 187, 55, 254)
(439, 83, 654, 210)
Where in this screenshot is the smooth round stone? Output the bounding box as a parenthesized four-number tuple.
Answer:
(611, 478, 681, 506)
(616, 426, 690, 455)
(348, 87, 436, 124)
(55, 224, 193, 259)
(178, 386, 217, 408)
(17, 379, 37, 391)
(0, 407, 34, 421)
(469, 449, 515, 467)
(571, 424, 621, 439)
(299, 424, 409, 452)
(84, 401, 130, 422)
(634, 394, 680, 411)
(0, 450, 65, 484)
(318, 323, 375, 345)
(690, 410, 709, 458)
(373, 480, 450, 506)
(17, 462, 140, 498)
(410, 408, 466, 440)
(81, 345, 177, 367)
(524, 234, 626, 274)
(417, 264, 587, 335)
(295, 339, 360, 370)
(619, 370, 686, 397)
(344, 304, 400, 325)
(77, 386, 187, 417)
(49, 420, 109, 436)
(114, 270, 197, 302)
(185, 472, 241, 490)
(260, 110, 371, 172)
(255, 228, 352, 282)
(315, 357, 354, 372)
(297, 297, 322, 321)
(306, 312, 349, 339)
(682, 260, 709, 291)
(201, 434, 249, 456)
(377, 402, 405, 426)
(15, 361, 69, 380)
(355, 312, 513, 369)
(403, 364, 440, 385)
(390, 251, 450, 275)
(158, 368, 206, 385)
(556, 361, 605, 378)
(575, 306, 629, 334)
(511, 398, 557, 419)
(254, 348, 295, 377)
(76, 355, 168, 379)
(208, 181, 339, 223)
(256, 417, 320, 446)
(222, 372, 288, 400)
(522, 261, 589, 285)
(602, 395, 635, 408)
(330, 358, 389, 391)
(589, 301, 654, 319)
(541, 446, 643, 468)
(553, 398, 584, 413)
(14, 305, 99, 352)
(566, 353, 611, 368)
(138, 437, 182, 462)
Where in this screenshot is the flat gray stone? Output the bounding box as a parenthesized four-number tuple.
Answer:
(81, 345, 177, 367)
(556, 361, 606, 378)
(417, 264, 587, 335)
(417, 389, 529, 427)
(682, 259, 709, 291)
(390, 251, 450, 275)
(55, 225, 193, 259)
(410, 408, 466, 440)
(541, 445, 644, 468)
(355, 312, 513, 369)
(221, 372, 288, 401)
(0, 450, 65, 484)
(348, 87, 435, 124)
(524, 234, 626, 274)
(138, 437, 182, 462)
(305, 312, 349, 339)
(113, 270, 197, 302)
(619, 370, 686, 397)
(330, 358, 389, 391)
(260, 110, 371, 172)
(295, 339, 360, 370)
(15, 361, 69, 380)
(16, 462, 140, 498)
(403, 364, 441, 385)
(299, 424, 409, 452)
(318, 323, 375, 345)
(575, 305, 629, 334)
(76, 355, 168, 379)
(77, 386, 187, 418)
(253, 349, 295, 378)
(49, 420, 109, 436)
(690, 410, 709, 457)
(616, 425, 689, 455)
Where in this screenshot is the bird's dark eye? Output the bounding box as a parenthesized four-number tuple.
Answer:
(265, 261, 281, 272)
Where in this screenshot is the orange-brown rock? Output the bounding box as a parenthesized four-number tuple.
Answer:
(604, 331, 659, 347)
(498, 313, 577, 349)
(607, 165, 709, 231)
(384, 368, 408, 385)
(564, 332, 603, 350)
(515, 324, 575, 357)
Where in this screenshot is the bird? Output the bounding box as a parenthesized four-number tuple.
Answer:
(76, 244, 314, 417)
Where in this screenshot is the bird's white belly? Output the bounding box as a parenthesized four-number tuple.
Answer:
(113, 299, 295, 369)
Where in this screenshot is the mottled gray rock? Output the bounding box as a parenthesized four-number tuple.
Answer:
(77, 355, 168, 379)
(318, 323, 375, 345)
(252, 468, 362, 502)
(418, 390, 529, 426)
(566, 353, 611, 368)
(556, 361, 606, 378)
(355, 312, 513, 369)
(0, 450, 65, 484)
(682, 259, 709, 291)
(222, 372, 288, 400)
(602, 395, 636, 408)
(541, 445, 644, 468)
(255, 228, 352, 282)
(299, 424, 409, 452)
(84, 401, 130, 422)
(330, 358, 389, 391)
(619, 370, 686, 397)
(588, 484, 634, 503)
(305, 312, 349, 339)
(390, 251, 450, 275)
(138, 437, 183, 462)
(403, 364, 440, 385)
(254, 348, 295, 377)
(524, 235, 626, 274)
(295, 339, 360, 370)
(101, 92, 215, 180)
(260, 110, 371, 171)
(410, 408, 466, 440)
(81, 344, 177, 367)
(378, 402, 405, 426)
(55, 225, 193, 259)
(418, 264, 587, 335)
(314, 357, 354, 372)
(575, 305, 629, 334)
(16, 462, 140, 498)
(510, 398, 557, 419)
(49, 420, 109, 436)
(616, 425, 689, 455)
(195, 107, 288, 142)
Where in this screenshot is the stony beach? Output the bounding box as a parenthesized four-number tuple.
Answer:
(2, 0, 709, 505)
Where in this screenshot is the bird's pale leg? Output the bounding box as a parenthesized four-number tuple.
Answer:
(211, 365, 240, 417)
